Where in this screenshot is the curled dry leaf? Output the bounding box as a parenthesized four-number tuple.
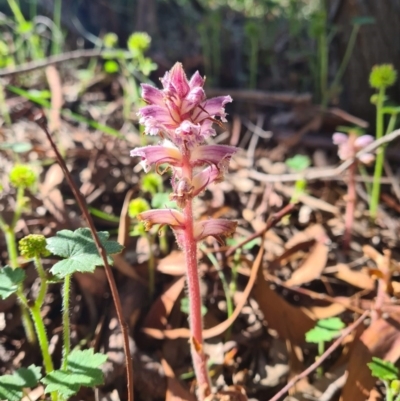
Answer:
(334, 264, 375, 291)
(285, 225, 330, 287)
(341, 313, 400, 401)
(157, 250, 187, 276)
(161, 358, 196, 401)
(39, 163, 66, 222)
(143, 276, 186, 331)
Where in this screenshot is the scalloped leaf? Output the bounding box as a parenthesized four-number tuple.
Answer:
(305, 317, 345, 343)
(0, 365, 41, 401)
(0, 267, 26, 299)
(46, 228, 124, 278)
(42, 349, 107, 399)
(368, 357, 399, 381)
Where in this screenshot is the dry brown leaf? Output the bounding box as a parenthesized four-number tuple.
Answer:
(143, 276, 186, 330)
(162, 358, 196, 401)
(45, 65, 63, 133)
(157, 250, 186, 276)
(285, 240, 329, 287)
(341, 314, 400, 401)
(334, 264, 375, 291)
(253, 265, 315, 345)
(285, 224, 326, 249)
(309, 303, 348, 320)
(39, 163, 66, 222)
(112, 254, 147, 284)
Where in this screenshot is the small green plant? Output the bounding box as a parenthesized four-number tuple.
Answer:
(369, 64, 399, 219)
(305, 317, 345, 377)
(285, 154, 311, 204)
(0, 222, 122, 400)
(128, 178, 174, 298)
(368, 357, 400, 401)
(102, 32, 157, 121)
(308, 0, 374, 106)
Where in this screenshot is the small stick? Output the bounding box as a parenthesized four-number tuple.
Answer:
(225, 203, 296, 257)
(32, 110, 134, 401)
(268, 310, 369, 401)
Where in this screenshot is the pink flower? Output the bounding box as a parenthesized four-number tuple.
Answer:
(333, 133, 375, 164)
(138, 62, 232, 148)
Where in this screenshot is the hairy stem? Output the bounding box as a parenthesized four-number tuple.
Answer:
(182, 153, 210, 400)
(370, 86, 385, 219)
(4, 225, 36, 344)
(61, 274, 71, 369)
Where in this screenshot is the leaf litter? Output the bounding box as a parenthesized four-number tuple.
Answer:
(0, 62, 400, 401)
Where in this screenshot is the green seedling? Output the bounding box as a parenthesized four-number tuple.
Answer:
(0, 165, 38, 343)
(285, 154, 311, 204)
(308, 0, 374, 107)
(0, 228, 121, 400)
(102, 32, 157, 121)
(369, 64, 399, 219)
(368, 357, 400, 401)
(305, 317, 345, 377)
(129, 197, 156, 298)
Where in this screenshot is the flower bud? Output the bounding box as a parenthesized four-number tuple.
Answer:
(19, 234, 50, 259)
(9, 165, 36, 189)
(369, 64, 397, 89)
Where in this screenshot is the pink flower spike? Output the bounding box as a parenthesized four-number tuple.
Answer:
(141, 84, 164, 106)
(332, 132, 349, 145)
(189, 71, 204, 89)
(163, 62, 190, 98)
(194, 219, 238, 243)
(192, 96, 233, 123)
(138, 209, 184, 231)
(191, 144, 237, 168)
(130, 144, 182, 172)
(354, 135, 374, 150)
(191, 165, 223, 197)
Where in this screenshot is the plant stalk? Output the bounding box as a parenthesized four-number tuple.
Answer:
(370, 86, 386, 219)
(61, 274, 71, 369)
(182, 153, 210, 400)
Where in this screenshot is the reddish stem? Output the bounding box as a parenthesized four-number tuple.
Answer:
(182, 152, 211, 399)
(343, 158, 356, 250)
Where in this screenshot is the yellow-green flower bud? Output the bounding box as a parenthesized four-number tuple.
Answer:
(9, 165, 37, 189)
(369, 64, 397, 89)
(19, 234, 50, 259)
(128, 198, 150, 218)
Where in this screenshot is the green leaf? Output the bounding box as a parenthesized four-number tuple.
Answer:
(351, 16, 375, 26)
(104, 60, 119, 74)
(141, 173, 162, 195)
(42, 349, 107, 399)
(151, 192, 176, 209)
(46, 228, 124, 278)
(368, 357, 399, 381)
(285, 155, 311, 172)
(180, 297, 207, 316)
(0, 267, 26, 299)
(305, 317, 345, 343)
(0, 365, 41, 401)
(12, 142, 33, 153)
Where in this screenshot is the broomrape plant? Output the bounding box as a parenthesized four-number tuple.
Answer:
(130, 62, 237, 399)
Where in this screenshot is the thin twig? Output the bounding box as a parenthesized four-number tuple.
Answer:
(249, 129, 400, 183)
(0, 49, 122, 77)
(268, 310, 369, 401)
(226, 203, 296, 257)
(32, 110, 134, 401)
